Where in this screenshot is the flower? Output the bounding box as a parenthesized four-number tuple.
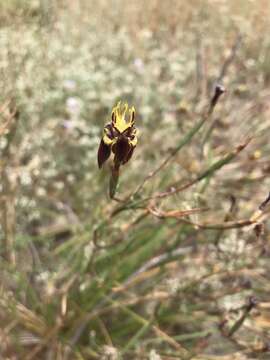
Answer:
(97, 102, 138, 169)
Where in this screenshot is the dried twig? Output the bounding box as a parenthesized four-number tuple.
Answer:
(153, 136, 251, 200)
(147, 206, 209, 219)
(148, 192, 270, 233)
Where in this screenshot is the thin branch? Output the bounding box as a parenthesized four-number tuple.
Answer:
(178, 217, 254, 230)
(147, 206, 209, 219)
(177, 199, 269, 229)
(108, 135, 249, 217)
(227, 296, 258, 337)
(153, 136, 251, 200)
(132, 84, 225, 197)
(217, 33, 242, 84)
(147, 192, 270, 231)
(202, 34, 242, 147)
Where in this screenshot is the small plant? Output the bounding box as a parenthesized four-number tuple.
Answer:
(98, 101, 138, 198)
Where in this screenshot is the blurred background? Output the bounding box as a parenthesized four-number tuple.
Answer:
(1, 0, 270, 359)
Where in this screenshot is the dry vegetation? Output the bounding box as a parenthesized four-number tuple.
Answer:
(1, 0, 270, 359)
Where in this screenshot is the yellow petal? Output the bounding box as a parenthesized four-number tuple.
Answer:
(103, 133, 113, 145)
(129, 137, 137, 147)
(112, 102, 135, 133)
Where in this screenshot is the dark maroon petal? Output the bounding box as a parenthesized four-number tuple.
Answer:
(123, 126, 132, 136)
(97, 139, 111, 168)
(112, 111, 116, 124)
(122, 146, 134, 164)
(131, 109, 135, 124)
(112, 137, 131, 165)
(104, 124, 114, 140)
